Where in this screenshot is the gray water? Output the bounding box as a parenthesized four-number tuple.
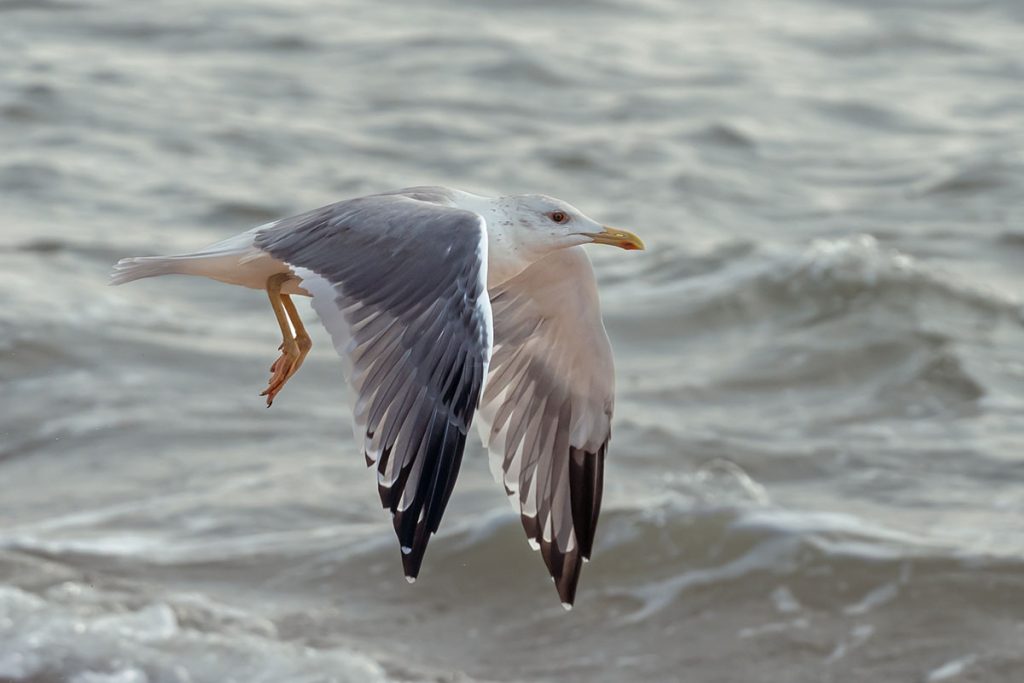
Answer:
(2, 0, 1024, 681)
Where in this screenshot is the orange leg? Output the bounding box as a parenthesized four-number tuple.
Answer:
(260, 273, 312, 406)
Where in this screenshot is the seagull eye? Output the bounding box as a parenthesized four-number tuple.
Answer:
(549, 211, 569, 224)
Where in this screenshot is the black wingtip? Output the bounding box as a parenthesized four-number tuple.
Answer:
(538, 535, 584, 608)
(521, 442, 607, 608)
(397, 517, 431, 579)
(569, 444, 606, 561)
(522, 522, 583, 607)
(382, 415, 471, 585)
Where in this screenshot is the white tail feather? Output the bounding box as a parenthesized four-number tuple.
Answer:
(109, 255, 195, 285)
(108, 225, 300, 292)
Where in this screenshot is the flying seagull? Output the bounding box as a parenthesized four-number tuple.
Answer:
(110, 186, 644, 608)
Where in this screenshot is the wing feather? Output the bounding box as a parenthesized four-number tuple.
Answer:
(255, 193, 493, 579)
(477, 246, 614, 606)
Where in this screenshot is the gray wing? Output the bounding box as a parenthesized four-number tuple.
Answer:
(476, 247, 614, 607)
(255, 193, 493, 580)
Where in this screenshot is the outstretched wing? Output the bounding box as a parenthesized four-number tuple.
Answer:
(477, 246, 614, 607)
(255, 193, 493, 580)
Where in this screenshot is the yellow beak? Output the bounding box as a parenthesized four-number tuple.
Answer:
(583, 226, 646, 251)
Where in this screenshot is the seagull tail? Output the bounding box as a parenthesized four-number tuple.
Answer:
(108, 227, 292, 289)
(109, 255, 187, 285)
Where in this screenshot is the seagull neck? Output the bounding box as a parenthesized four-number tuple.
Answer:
(482, 207, 546, 288)
(452, 193, 541, 288)
(486, 245, 536, 288)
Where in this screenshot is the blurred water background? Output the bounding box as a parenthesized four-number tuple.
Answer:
(2, 0, 1023, 681)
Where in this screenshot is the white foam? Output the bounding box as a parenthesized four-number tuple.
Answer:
(91, 604, 179, 642)
(737, 617, 808, 639)
(71, 669, 149, 683)
(825, 624, 874, 664)
(0, 586, 388, 683)
(842, 582, 898, 616)
(927, 654, 977, 682)
(770, 586, 801, 614)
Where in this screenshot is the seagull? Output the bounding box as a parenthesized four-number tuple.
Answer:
(110, 186, 644, 608)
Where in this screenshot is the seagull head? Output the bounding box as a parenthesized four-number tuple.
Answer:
(505, 194, 645, 253)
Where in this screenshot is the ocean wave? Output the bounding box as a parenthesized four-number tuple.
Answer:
(624, 234, 1021, 320)
(609, 235, 1022, 418)
(4, 482, 1023, 679)
(766, 234, 1017, 316)
(591, 501, 1023, 623)
(0, 584, 390, 683)
(3, 490, 955, 606)
(912, 153, 1020, 197)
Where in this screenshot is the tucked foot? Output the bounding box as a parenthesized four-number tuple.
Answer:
(261, 274, 313, 407)
(261, 340, 300, 407)
(260, 334, 312, 407)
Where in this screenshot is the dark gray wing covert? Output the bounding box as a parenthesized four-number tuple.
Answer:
(255, 194, 492, 580)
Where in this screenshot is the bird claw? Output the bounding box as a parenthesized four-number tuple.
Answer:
(262, 352, 292, 406)
(260, 341, 308, 407)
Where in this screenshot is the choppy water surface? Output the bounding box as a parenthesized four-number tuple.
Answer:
(2, 0, 1023, 680)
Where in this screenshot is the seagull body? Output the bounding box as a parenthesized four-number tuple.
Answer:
(111, 186, 644, 607)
